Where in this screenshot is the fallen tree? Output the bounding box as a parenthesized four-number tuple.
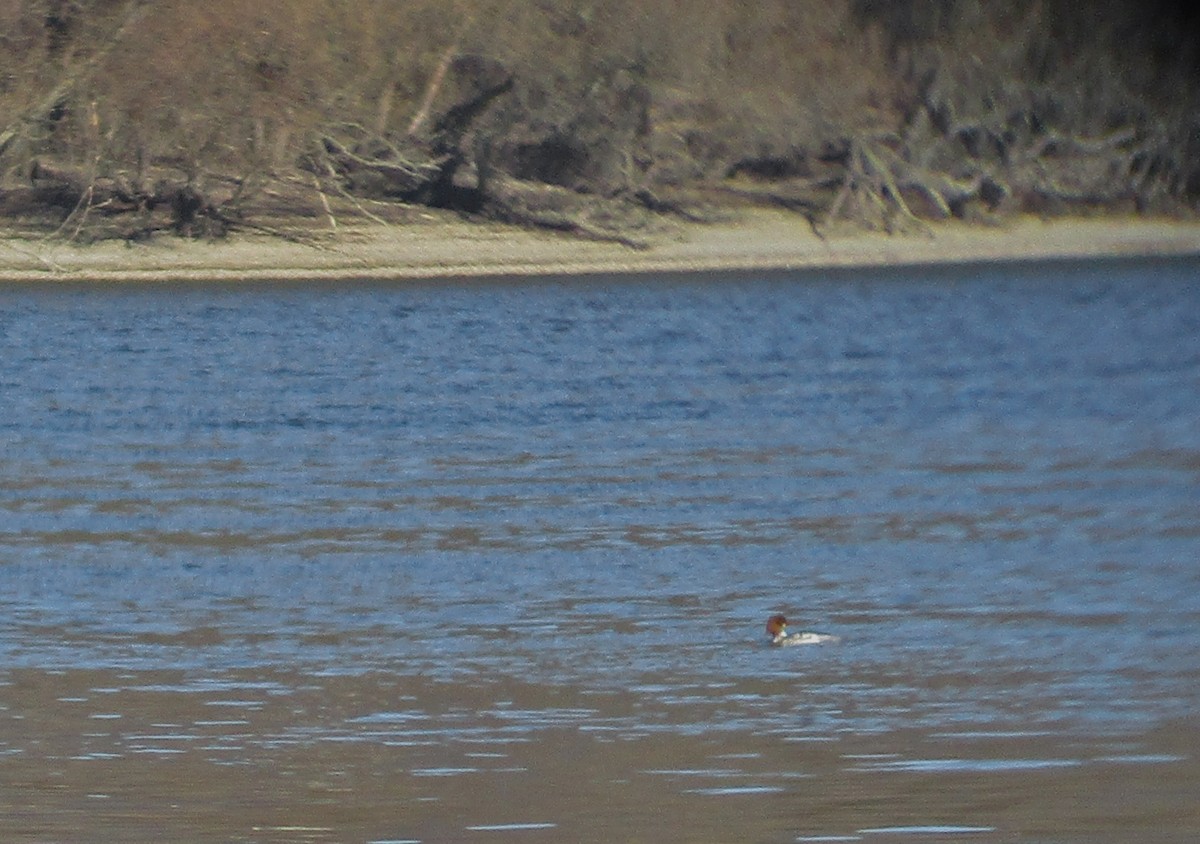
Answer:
(306, 54, 667, 245)
(309, 55, 513, 213)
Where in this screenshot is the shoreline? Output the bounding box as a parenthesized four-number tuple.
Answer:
(1, 210, 1198, 283)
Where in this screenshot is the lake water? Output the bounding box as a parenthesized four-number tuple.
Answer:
(1, 258, 1198, 843)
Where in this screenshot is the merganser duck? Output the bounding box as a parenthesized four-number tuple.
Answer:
(766, 614, 838, 646)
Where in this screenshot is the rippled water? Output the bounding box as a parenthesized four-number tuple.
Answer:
(1, 259, 1198, 842)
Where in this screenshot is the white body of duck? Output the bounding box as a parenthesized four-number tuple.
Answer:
(767, 614, 838, 646)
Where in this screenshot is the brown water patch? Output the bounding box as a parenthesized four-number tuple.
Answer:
(2, 668, 1195, 843)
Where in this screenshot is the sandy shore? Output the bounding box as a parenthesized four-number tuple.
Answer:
(1, 210, 1198, 283)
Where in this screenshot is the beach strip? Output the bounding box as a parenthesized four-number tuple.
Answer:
(1, 211, 1198, 283)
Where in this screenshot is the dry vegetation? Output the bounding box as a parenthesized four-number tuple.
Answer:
(0, 0, 1197, 243)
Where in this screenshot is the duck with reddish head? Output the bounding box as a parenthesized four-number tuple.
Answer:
(766, 613, 838, 646)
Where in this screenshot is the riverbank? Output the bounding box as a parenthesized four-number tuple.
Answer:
(1, 211, 1198, 283)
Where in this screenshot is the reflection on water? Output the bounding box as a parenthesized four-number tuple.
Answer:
(1, 259, 1199, 842)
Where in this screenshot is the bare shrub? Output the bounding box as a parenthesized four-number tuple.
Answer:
(852, 0, 1200, 216)
(0, 0, 1195, 240)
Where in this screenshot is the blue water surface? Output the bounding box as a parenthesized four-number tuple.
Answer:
(1, 257, 1198, 738)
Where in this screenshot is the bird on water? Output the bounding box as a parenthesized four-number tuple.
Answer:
(766, 613, 838, 646)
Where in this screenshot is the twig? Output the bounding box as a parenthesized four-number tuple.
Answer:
(312, 174, 337, 230)
(320, 157, 395, 227)
(0, 237, 67, 273)
(408, 42, 459, 136)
